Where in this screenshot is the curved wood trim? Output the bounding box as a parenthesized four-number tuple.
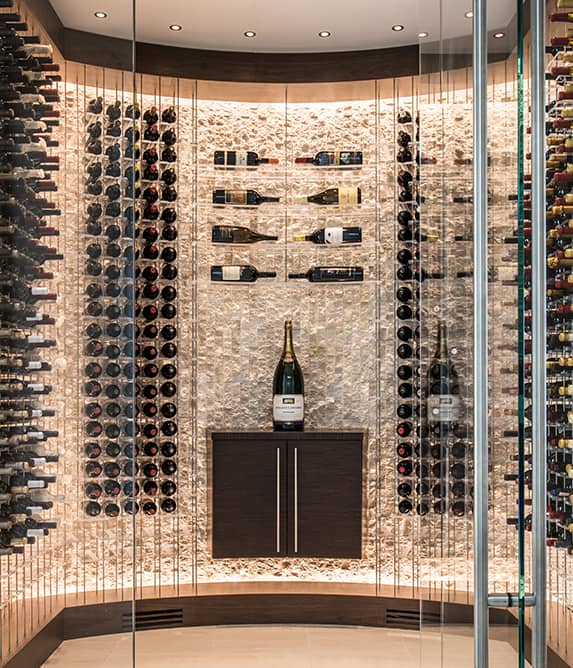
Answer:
(25, 0, 511, 83)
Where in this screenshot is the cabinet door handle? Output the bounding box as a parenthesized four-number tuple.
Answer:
(294, 446, 298, 553)
(276, 447, 281, 554)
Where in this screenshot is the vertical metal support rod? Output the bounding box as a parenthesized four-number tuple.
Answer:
(531, 0, 547, 665)
(473, 0, 489, 666)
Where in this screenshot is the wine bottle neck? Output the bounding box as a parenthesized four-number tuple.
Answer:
(256, 271, 277, 278)
(435, 320, 448, 359)
(261, 196, 280, 203)
(283, 321, 295, 359)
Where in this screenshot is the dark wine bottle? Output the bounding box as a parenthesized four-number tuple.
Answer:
(293, 226, 361, 245)
(212, 189, 280, 206)
(210, 265, 277, 282)
(211, 225, 278, 244)
(426, 321, 462, 424)
(213, 150, 279, 167)
(273, 320, 304, 431)
(295, 151, 362, 167)
(295, 186, 361, 205)
(288, 266, 363, 282)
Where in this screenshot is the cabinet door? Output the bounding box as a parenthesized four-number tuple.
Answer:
(212, 438, 287, 558)
(288, 438, 362, 558)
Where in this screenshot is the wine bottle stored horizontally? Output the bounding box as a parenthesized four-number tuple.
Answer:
(273, 320, 304, 431)
(294, 186, 361, 206)
(288, 266, 363, 282)
(211, 225, 278, 244)
(211, 265, 277, 282)
(213, 150, 279, 167)
(426, 321, 462, 424)
(212, 189, 280, 206)
(294, 151, 363, 167)
(293, 226, 362, 245)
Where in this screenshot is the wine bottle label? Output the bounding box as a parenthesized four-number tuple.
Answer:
(231, 151, 248, 166)
(338, 187, 359, 205)
(324, 227, 344, 245)
(225, 190, 248, 205)
(221, 266, 241, 281)
(427, 395, 462, 423)
(273, 394, 304, 422)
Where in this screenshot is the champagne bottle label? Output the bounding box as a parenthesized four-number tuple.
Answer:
(427, 395, 462, 423)
(273, 394, 304, 423)
(222, 266, 241, 281)
(323, 227, 344, 245)
(338, 187, 359, 205)
(225, 190, 247, 205)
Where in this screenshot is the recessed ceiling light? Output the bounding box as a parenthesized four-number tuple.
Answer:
(392, 24, 405, 32)
(94, 11, 107, 19)
(418, 31, 429, 38)
(243, 30, 256, 38)
(318, 30, 331, 38)
(169, 24, 182, 31)
(493, 31, 505, 38)
(464, 10, 473, 18)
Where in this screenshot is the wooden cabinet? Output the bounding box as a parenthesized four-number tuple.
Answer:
(211, 432, 363, 559)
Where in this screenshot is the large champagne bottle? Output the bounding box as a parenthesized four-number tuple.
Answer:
(273, 320, 304, 431)
(426, 321, 461, 423)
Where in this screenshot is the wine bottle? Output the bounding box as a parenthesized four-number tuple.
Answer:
(214, 150, 279, 167)
(426, 321, 462, 424)
(288, 266, 363, 282)
(272, 320, 304, 431)
(294, 186, 361, 206)
(293, 226, 361, 245)
(294, 151, 362, 167)
(210, 265, 277, 282)
(211, 225, 278, 244)
(212, 189, 280, 206)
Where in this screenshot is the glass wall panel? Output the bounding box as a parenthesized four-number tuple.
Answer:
(0, 0, 137, 665)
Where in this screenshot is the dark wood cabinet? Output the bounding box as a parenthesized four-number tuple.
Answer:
(211, 432, 363, 559)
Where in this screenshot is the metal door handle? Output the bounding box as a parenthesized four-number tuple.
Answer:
(294, 447, 298, 553)
(276, 447, 280, 553)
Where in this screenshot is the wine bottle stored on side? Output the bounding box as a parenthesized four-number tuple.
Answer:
(210, 265, 277, 282)
(212, 189, 280, 206)
(294, 186, 361, 206)
(426, 321, 462, 424)
(213, 150, 279, 167)
(211, 225, 278, 244)
(293, 226, 362, 245)
(272, 320, 304, 431)
(294, 151, 363, 167)
(288, 266, 363, 282)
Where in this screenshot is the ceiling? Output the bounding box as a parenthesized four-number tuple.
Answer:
(49, 0, 517, 53)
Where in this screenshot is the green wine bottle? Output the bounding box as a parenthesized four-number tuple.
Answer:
(273, 320, 304, 431)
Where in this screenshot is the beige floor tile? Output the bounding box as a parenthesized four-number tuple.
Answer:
(43, 624, 528, 668)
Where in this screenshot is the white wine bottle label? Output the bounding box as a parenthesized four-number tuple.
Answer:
(427, 394, 462, 423)
(234, 151, 248, 166)
(221, 266, 241, 281)
(324, 227, 344, 245)
(225, 190, 248, 205)
(337, 187, 358, 205)
(273, 394, 304, 422)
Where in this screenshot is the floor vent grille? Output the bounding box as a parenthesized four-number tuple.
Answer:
(386, 608, 441, 630)
(122, 608, 183, 632)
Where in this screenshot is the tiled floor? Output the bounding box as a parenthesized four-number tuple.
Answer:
(42, 625, 531, 667)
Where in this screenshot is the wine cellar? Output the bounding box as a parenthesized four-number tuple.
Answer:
(0, 0, 570, 666)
